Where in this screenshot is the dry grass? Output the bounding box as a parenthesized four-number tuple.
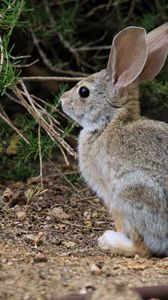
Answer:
(0, 36, 78, 164)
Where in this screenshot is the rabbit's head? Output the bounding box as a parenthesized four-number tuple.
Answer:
(61, 69, 116, 130)
(61, 24, 168, 130)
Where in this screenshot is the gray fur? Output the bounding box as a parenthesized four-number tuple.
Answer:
(61, 25, 168, 257)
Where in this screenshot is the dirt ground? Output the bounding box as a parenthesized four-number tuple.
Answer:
(0, 160, 167, 300)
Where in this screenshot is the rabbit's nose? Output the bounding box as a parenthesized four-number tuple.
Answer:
(60, 94, 71, 112)
(60, 92, 69, 104)
(60, 97, 67, 108)
(60, 95, 66, 106)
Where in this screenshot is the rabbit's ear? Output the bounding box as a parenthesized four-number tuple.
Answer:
(135, 23, 168, 82)
(107, 27, 147, 96)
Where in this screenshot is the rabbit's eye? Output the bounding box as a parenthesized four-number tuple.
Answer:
(78, 86, 90, 98)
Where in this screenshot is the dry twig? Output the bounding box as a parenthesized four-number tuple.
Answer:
(42, 0, 81, 65)
(30, 28, 88, 77)
(74, 45, 111, 52)
(13, 81, 77, 162)
(47, 158, 79, 192)
(21, 76, 83, 82)
(86, 3, 114, 17)
(0, 104, 29, 145)
(15, 59, 39, 68)
(0, 36, 3, 73)
(29, 93, 69, 121)
(38, 125, 43, 186)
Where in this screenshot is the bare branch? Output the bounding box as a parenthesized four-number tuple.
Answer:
(0, 105, 30, 145)
(74, 45, 111, 52)
(21, 76, 83, 82)
(13, 81, 77, 161)
(47, 158, 79, 192)
(0, 36, 4, 74)
(42, 0, 80, 64)
(38, 125, 43, 186)
(30, 28, 88, 77)
(86, 3, 115, 17)
(15, 59, 39, 68)
(11, 54, 31, 60)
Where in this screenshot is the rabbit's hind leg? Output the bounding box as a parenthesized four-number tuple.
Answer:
(98, 230, 136, 257)
(98, 230, 150, 257)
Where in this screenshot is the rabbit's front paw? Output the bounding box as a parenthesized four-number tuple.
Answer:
(98, 230, 135, 255)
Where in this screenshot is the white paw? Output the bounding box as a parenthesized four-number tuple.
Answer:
(98, 230, 134, 252)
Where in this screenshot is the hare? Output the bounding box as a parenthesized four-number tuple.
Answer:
(61, 24, 168, 257)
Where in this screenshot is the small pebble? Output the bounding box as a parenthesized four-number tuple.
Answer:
(33, 252, 47, 263)
(90, 263, 101, 275)
(16, 211, 27, 221)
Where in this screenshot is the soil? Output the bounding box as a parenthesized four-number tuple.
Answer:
(0, 159, 167, 300)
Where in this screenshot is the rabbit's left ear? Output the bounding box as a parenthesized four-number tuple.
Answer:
(107, 27, 147, 97)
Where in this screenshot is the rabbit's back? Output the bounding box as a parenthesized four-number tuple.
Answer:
(107, 118, 168, 189)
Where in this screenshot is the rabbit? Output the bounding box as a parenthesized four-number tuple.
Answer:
(61, 23, 168, 257)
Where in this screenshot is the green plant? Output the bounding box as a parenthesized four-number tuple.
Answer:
(1, 0, 168, 182)
(0, 39, 19, 95)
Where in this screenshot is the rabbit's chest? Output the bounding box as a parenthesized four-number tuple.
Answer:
(78, 130, 116, 202)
